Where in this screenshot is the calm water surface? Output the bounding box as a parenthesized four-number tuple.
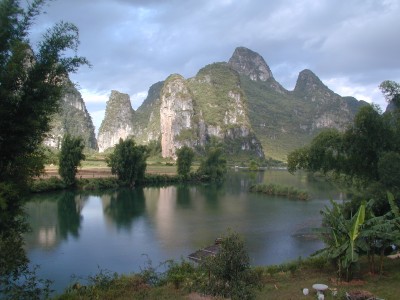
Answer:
(24, 170, 345, 293)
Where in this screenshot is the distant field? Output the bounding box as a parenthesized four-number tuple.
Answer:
(43, 164, 180, 178)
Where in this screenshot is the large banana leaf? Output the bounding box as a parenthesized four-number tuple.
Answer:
(348, 202, 365, 262)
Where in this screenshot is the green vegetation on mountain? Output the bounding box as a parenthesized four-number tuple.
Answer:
(99, 90, 134, 136)
(239, 75, 312, 161)
(48, 80, 97, 150)
(189, 63, 248, 127)
(98, 47, 368, 162)
(132, 81, 163, 144)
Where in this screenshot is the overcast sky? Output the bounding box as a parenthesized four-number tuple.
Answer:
(29, 0, 400, 133)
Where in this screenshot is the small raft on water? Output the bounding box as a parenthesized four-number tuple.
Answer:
(188, 238, 222, 262)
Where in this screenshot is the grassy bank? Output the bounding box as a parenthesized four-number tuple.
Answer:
(30, 166, 206, 193)
(54, 255, 400, 300)
(249, 183, 309, 200)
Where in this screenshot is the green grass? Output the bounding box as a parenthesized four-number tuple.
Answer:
(249, 183, 309, 200)
(54, 256, 400, 300)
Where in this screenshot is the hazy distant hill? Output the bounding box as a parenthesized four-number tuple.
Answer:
(97, 47, 368, 161)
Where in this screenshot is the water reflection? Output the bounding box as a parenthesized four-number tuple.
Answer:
(102, 188, 146, 231)
(58, 192, 84, 239)
(23, 170, 347, 293)
(24, 192, 86, 250)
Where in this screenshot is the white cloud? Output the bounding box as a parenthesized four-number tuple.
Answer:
(131, 91, 148, 110)
(80, 89, 109, 104)
(324, 77, 387, 110)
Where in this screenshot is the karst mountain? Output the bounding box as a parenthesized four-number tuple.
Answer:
(52, 47, 369, 161)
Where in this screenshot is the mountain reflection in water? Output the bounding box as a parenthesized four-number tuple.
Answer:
(24, 170, 345, 293)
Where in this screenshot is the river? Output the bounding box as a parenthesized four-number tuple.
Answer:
(23, 169, 345, 293)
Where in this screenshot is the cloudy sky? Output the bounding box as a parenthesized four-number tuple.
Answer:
(29, 0, 400, 133)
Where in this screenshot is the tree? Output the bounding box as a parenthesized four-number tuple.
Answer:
(288, 105, 394, 184)
(248, 159, 259, 171)
(0, 0, 89, 188)
(197, 146, 227, 181)
(199, 230, 261, 299)
(318, 200, 366, 281)
(176, 146, 194, 178)
(0, 0, 88, 296)
(107, 138, 149, 186)
(58, 134, 85, 186)
(379, 80, 400, 107)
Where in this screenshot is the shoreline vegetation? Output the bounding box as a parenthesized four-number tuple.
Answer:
(30, 165, 210, 193)
(249, 183, 309, 200)
(54, 250, 400, 300)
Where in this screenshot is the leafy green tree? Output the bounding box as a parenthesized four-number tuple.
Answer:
(342, 105, 393, 182)
(378, 151, 400, 189)
(176, 146, 194, 178)
(58, 134, 85, 186)
(380, 80, 400, 107)
(248, 159, 259, 171)
(197, 146, 227, 181)
(107, 138, 149, 186)
(199, 231, 261, 299)
(0, 0, 88, 296)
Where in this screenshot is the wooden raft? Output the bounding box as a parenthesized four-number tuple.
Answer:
(188, 238, 222, 262)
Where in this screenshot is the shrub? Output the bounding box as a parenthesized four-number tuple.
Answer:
(197, 230, 262, 299)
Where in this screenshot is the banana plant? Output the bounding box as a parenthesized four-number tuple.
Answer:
(318, 200, 366, 281)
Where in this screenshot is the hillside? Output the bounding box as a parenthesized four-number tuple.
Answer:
(45, 79, 97, 150)
(97, 47, 368, 161)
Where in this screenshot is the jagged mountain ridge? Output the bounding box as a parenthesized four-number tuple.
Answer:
(45, 80, 97, 150)
(98, 47, 368, 161)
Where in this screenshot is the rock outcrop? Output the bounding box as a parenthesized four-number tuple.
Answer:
(95, 46, 368, 161)
(45, 80, 97, 150)
(228, 46, 286, 93)
(156, 64, 264, 159)
(160, 74, 195, 159)
(97, 90, 134, 152)
(132, 81, 164, 144)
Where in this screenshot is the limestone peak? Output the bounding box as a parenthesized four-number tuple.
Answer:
(294, 69, 331, 95)
(228, 46, 273, 82)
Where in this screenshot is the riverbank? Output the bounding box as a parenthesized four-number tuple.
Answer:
(54, 255, 400, 299)
(30, 165, 204, 192)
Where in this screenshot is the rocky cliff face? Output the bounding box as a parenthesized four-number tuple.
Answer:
(293, 69, 356, 131)
(233, 47, 368, 160)
(97, 90, 134, 152)
(160, 74, 196, 158)
(96, 46, 367, 161)
(132, 81, 164, 144)
(45, 80, 97, 150)
(155, 64, 265, 159)
(228, 47, 286, 93)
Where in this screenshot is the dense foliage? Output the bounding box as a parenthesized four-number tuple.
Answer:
(198, 231, 262, 299)
(288, 83, 400, 215)
(107, 138, 149, 186)
(288, 81, 400, 281)
(0, 0, 88, 297)
(176, 146, 194, 178)
(317, 194, 400, 281)
(197, 144, 227, 181)
(59, 134, 85, 186)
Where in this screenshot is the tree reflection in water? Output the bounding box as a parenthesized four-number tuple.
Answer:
(58, 191, 83, 239)
(103, 188, 146, 230)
